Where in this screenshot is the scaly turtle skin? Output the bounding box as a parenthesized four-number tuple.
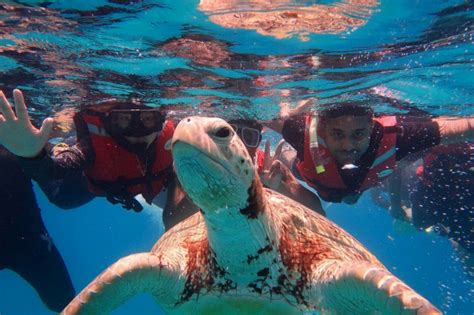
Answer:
(62, 117, 441, 315)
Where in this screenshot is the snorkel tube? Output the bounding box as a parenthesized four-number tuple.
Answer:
(309, 114, 326, 174)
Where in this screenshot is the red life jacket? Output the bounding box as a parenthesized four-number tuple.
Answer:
(296, 115, 397, 203)
(255, 148, 264, 173)
(76, 111, 174, 205)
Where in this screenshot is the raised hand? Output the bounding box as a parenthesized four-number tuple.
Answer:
(0, 89, 53, 158)
(260, 138, 325, 215)
(260, 139, 286, 190)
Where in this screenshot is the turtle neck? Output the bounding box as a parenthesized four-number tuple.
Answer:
(203, 179, 281, 284)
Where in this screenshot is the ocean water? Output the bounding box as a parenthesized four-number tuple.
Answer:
(0, 0, 473, 314)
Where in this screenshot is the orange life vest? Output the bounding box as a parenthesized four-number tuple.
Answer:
(76, 111, 174, 206)
(296, 115, 397, 203)
(255, 148, 264, 173)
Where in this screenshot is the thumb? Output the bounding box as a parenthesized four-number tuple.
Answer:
(38, 117, 54, 142)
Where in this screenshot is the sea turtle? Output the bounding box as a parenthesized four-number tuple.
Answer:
(62, 116, 441, 314)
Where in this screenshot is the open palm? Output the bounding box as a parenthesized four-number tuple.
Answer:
(0, 89, 53, 158)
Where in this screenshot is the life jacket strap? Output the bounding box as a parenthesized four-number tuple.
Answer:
(309, 115, 326, 174)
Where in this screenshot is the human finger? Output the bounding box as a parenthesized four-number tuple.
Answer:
(274, 139, 285, 160)
(37, 117, 54, 142)
(0, 90, 16, 120)
(263, 139, 272, 170)
(13, 89, 30, 122)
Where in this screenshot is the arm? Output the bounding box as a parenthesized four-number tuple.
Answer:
(35, 170, 95, 209)
(386, 170, 410, 221)
(395, 121, 440, 160)
(263, 118, 285, 134)
(370, 186, 391, 210)
(18, 143, 90, 180)
(261, 98, 314, 134)
(15, 142, 94, 209)
(396, 117, 474, 160)
(434, 116, 474, 144)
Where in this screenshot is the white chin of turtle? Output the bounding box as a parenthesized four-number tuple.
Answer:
(173, 142, 249, 212)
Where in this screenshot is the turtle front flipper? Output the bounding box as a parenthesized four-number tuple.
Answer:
(309, 261, 442, 315)
(62, 253, 181, 315)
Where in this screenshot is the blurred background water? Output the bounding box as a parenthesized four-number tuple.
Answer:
(0, 0, 473, 314)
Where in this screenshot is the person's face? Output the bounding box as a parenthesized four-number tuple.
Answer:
(321, 115, 373, 165)
(112, 111, 156, 131)
(110, 111, 160, 146)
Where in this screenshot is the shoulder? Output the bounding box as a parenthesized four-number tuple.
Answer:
(282, 114, 306, 154)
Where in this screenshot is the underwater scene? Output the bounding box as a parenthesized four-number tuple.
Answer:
(0, 0, 473, 314)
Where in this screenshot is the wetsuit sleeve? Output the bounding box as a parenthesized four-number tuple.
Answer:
(281, 114, 305, 160)
(395, 121, 441, 161)
(17, 143, 91, 179)
(17, 142, 96, 209)
(36, 171, 95, 209)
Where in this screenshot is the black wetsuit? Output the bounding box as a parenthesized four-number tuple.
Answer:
(411, 143, 474, 253)
(0, 148, 79, 312)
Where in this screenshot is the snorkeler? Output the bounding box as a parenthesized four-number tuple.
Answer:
(0, 146, 76, 312)
(410, 143, 473, 254)
(373, 142, 474, 276)
(264, 100, 474, 204)
(0, 88, 185, 218)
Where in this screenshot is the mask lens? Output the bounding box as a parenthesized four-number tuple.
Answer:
(106, 109, 164, 136)
(109, 111, 132, 130)
(241, 127, 261, 148)
(140, 112, 158, 129)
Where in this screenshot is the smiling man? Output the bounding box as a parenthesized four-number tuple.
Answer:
(265, 102, 474, 204)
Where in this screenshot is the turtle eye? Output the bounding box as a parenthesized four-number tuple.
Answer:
(214, 126, 233, 139)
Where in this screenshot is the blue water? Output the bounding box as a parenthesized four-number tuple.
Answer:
(0, 0, 473, 314)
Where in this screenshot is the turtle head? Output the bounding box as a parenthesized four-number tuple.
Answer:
(172, 116, 256, 213)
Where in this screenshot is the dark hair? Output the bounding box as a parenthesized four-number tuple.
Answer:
(319, 102, 374, 120)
